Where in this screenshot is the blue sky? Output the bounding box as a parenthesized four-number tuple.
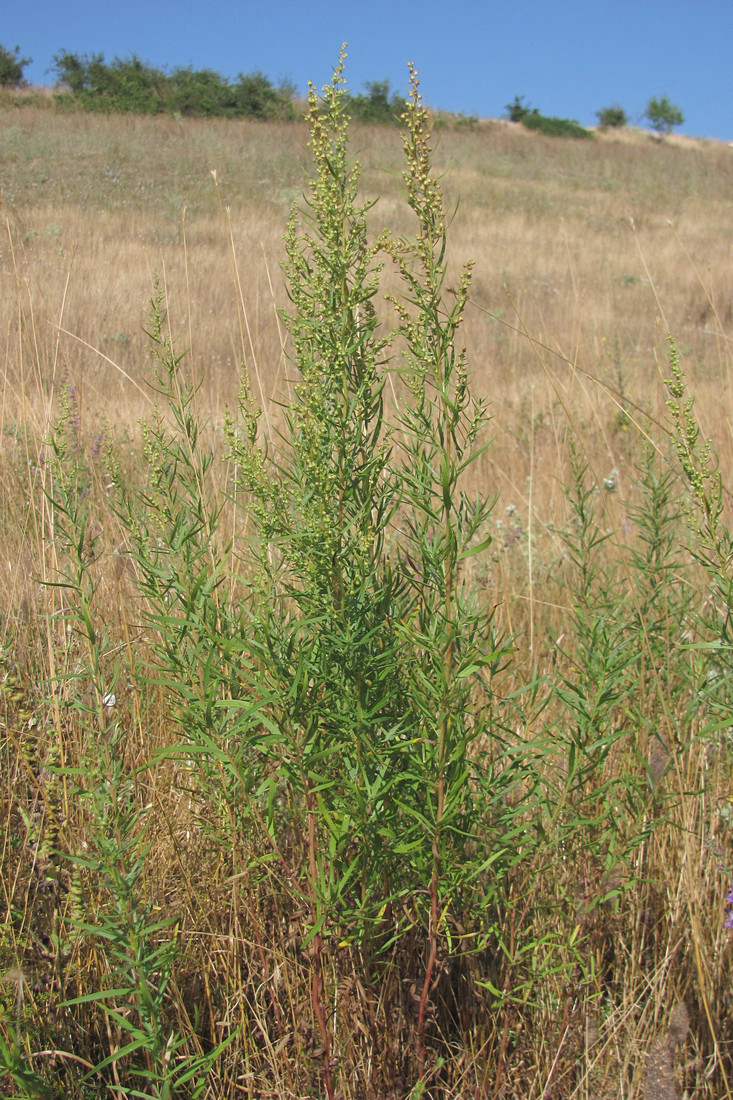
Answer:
(5, 0, 731, 140)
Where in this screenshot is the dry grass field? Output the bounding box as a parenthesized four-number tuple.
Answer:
(1, 94, 733, 1099)
(4, 106, 733, 530)
(3, 105, 733, 640)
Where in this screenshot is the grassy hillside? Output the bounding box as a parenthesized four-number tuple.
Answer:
(1, 88, 732, 1099)
(3, 104, 732, 493)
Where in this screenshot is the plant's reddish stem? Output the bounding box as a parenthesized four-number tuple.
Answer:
(416, 852, 439, 1077)
(307, 779, 335, 1100)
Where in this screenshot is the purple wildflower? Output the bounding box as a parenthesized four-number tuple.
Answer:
(725, 886, 733, 930)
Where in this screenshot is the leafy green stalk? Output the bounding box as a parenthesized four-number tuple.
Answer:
(227, 50, 407, 1095)
(383, 65, 511, 1079)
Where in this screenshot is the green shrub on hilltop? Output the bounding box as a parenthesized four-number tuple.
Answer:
(52, 51, 167, 114)
(48, 50, 412, 124)
(343, 78, 405, 124)
(50, 50, 295, 119)
(645, 94, 685, 135)
(168, 66, 295, 119)
(0, 43, 31, 88)
(506, 94, 593, 138)
(166, 65, 231, 117)
(505, 94, 535, 122)
(596, 103, 628, 128)
(522, 111, 592, 139)
(230, 70, 295, 119)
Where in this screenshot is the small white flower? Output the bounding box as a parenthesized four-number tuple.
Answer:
(603, 468, 619, 492)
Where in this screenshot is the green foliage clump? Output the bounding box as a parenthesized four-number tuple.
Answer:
(0, 44, 31, 88)
(167, 65, 234, 117)
(506, 94, 592, 138)
(596, 103, 628, 128)
(168, 66, 294, 119)
(522, 111, 593, 139)
(343, 78, 404, 124)
(50, 50, 295, 119)
(645, 94, 684, 135)
(505, 94, 535, 122)
(52, 51, 167, 114)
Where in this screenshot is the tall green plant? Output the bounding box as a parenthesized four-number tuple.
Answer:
(106, 282, 267, 851)
(227, 53, 411, 1094)
(662, 336, 733, 1100)
(382, 65, 518, 1078)
(550, 445, 644, 876)
(226, 54, 526, 1091)
(625, 443, 694, 774)
(45, 389, 227, 1098)
(664, 336, 733, 724)
(84, 53, 626, 1095)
